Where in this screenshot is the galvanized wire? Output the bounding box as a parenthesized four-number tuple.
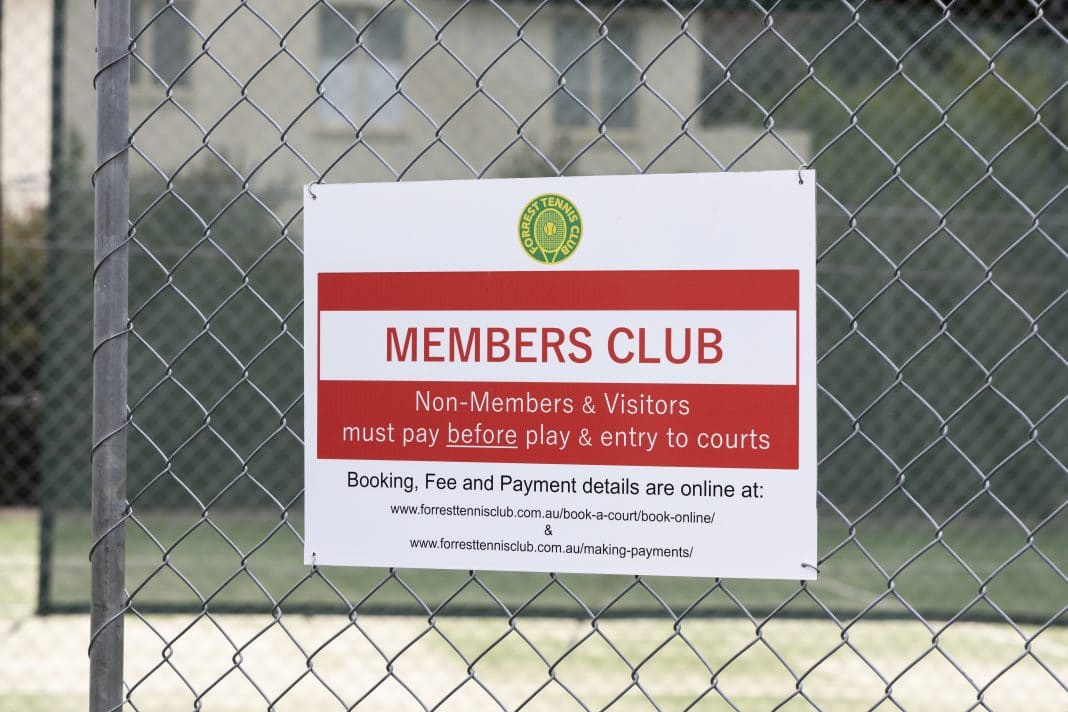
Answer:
(75, 0, 1068, 709)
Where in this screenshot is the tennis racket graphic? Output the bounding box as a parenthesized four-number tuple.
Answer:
(533, 207, 568, 262)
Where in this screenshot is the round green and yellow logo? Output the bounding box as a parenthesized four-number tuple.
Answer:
(518, 193, 582, 264)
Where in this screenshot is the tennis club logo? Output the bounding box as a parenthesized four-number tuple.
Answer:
(519, 193, 582, 264)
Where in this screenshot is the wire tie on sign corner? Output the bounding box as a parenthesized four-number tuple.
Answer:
(306, 183, 318, 200)
(797, 165, 806, 185)
(312, 551, 318, 569)
(801, 562, 819, 574)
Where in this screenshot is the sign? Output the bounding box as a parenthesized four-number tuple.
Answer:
(304, 171, 816, 579)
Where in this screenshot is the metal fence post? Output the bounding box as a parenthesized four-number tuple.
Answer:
(89, 1, 129, 710)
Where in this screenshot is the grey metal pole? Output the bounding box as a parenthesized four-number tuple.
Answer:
(90, 1, 129, 711)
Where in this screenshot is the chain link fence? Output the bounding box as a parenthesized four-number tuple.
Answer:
(1, 0, 1065, 709)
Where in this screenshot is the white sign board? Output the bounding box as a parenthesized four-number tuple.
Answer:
(304, 171, 816, 579)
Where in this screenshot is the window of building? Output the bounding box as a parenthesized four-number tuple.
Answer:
(318, 8, 405, 128)
(131, 0, 194, 87)
(553, 19, 638, 128)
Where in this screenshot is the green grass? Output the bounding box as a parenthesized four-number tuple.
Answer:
(4, 508, 1068, 712)
(40, 505, 1068, 625)
(0, 508, 37, 616)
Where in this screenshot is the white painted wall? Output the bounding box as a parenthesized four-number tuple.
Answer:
(1, 0, 53, 216)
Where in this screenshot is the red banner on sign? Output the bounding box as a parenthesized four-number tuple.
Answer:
(319, 270, 798, 311)
(317, 269, 800, 470)
(318, 380, 798, 469)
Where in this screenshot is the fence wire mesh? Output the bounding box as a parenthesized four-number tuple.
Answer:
(2, 0, 1067, 709)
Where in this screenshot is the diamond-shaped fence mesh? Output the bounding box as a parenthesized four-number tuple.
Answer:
(1, 0, 1065, 709)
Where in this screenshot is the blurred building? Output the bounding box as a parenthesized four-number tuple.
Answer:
(0, 0, 54, 216)
(53, 0, 809, 216)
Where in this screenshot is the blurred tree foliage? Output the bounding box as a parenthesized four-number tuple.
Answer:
(29, 132, 284, 509)
(1, 207, 46, 504)
(1, 210, 46, 383)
